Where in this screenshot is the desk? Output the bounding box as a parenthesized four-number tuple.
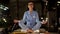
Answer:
(12, 32, 27, 34)
(11, 29, 49, 34)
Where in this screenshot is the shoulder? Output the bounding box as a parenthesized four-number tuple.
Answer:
(33, 11, 38, 14)
(24, 11, 28, 14)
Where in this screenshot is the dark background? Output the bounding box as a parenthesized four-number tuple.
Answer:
(0, 0, 59, 32)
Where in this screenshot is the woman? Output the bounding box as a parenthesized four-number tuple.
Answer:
(14, 1, 47, 33)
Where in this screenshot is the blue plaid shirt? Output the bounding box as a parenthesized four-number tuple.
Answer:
(22, 10, 41, 29)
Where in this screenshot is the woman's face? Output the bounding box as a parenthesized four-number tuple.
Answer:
(28, 2, 34, 10)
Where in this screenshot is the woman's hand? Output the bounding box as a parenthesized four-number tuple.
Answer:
(41, 20, 48, 24)
(13, 19, 20, 24)
(27, 29, 33, 33)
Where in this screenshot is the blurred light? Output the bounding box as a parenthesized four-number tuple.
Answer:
(5, 7, 9, 9)
(46, 18, 48, 21)
(57, 1, 60, 3)
(53, 7, 56, 9)
(58, 27, 60, 30)
(4, 8, 7, 10)
(3, 18, 7, 22)
(4, 7, 9, 10)
(0, 7, 3, 9)
(46, 1, 48, 6)
(41, 17, 43, 19)
(0, 5, 4, 7)
(0, 5, 4, 9)
(0, 4, 9, 10)
(57, 4, 59, 6)
(3, 7, 8, 10)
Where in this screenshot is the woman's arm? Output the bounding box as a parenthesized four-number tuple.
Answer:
(35, 12, 47, 24)
(13, 12, 27, 24)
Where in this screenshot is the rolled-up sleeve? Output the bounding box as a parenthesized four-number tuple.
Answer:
(36, 12, 41, 24)
(22, 12, 27, 23)
(18, 12, 27, 24)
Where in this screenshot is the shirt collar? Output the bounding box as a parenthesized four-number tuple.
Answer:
(28, 10, 34, 14)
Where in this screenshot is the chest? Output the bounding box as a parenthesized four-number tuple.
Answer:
(26, 13, 36, 20)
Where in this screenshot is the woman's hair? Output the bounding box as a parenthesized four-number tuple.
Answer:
(27, 1, 36, 11)
(28, 1, 34, 4)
